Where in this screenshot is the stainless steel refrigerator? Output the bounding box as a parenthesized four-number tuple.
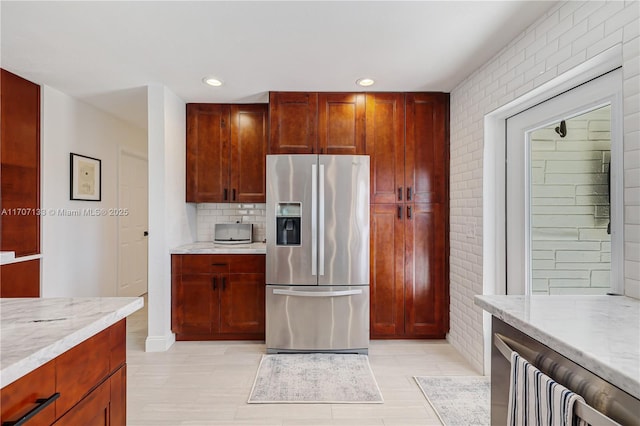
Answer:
(265, 154, 370, 354)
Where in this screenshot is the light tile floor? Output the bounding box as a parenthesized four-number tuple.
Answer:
(126, 300, 480, 426)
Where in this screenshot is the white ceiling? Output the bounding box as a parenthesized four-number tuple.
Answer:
(1, 1, 555, 130)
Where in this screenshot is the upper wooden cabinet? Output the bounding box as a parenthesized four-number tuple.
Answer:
(365, 93, 406, 204)
(405, 93, 449, 204)
(230, 105, 268, 202)
(269, 92, 365, 155)
(269, 92, 317, 154)
(366, 92, 449, 204)
(0, 69, 40, 257)
(186, 103, 267, 203)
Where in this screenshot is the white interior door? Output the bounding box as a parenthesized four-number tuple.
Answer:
(118, 151, 149, 296)
(505, 69, 623, 295)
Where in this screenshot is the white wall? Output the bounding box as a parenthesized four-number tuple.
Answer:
(449, 0, 639, 373)
(41, 85, 147, 297)
(146, 84, 196, 352)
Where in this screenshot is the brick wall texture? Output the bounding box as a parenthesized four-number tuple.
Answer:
(449, 0, 639, 372)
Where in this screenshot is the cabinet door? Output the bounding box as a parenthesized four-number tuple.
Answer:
(219, 272, 265, 335)
(173, 274, 219, 335)
(230, 104, 268, 202)
(53, 378, 110, 426)
(370, 204, 405, 338)
(404, 203, 447, 337)
(1, 69, 40, 256)
(318, 93, 365, 155)
(269, 92, 318, 154)
(405, 93, 449, 204)
(365, 93, 405, 204)
(0, 259, 40, 297)
(186, 104, 231, 202)
(109, 365, 126, 426)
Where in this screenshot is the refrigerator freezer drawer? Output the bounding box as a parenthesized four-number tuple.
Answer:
(266, 285, 369, 354)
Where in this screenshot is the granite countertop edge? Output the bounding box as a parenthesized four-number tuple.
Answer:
(171, 242, 266, 254)
(474, 295, 640, 400)
(0, 297, 143, 388)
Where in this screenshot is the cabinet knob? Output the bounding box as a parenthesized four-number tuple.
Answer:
(212, 277, 217, 290)
(397, 187, 403, 201)
(407, 205, 412, 219)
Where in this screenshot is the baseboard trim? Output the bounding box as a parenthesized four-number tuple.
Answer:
(145, 333, 176, 352)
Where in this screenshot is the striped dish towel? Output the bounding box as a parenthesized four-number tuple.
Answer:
(507, 351, 588, 426)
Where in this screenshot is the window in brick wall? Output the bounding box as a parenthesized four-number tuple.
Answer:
(529, 105, 611, 295)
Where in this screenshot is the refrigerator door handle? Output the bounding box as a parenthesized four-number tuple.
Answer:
(273, 289, 363, 297)
(311, 163, 318, 276)
(319, 164, 325, 276)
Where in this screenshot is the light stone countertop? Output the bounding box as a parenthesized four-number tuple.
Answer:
(171, 241, 266, 254)
(475, 295, 640, 399)
(0, 297, 143, 388)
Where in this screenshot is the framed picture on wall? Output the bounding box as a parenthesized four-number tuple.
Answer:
(70, 153, 101, 201)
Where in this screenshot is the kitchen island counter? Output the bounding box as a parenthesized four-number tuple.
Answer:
(0, 297, 143, 388)
(475, 295, 640, 400)
(172, 241, 266, 254)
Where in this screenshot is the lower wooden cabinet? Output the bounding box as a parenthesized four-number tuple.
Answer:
(172, 254, 265, 340)
(370, 203, 448, 338)
(0, 320, 127, 426)
(0, 259, 40, 297)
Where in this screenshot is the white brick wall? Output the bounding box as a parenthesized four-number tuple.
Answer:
(449, 0, 640, 373)
(196, 203, 266, 243)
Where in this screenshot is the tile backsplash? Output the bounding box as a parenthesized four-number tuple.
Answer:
(197, 203, 266, 242)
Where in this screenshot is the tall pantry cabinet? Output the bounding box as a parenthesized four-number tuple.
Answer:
(367, 92, 449, 338)
(0, 69, 41, 297)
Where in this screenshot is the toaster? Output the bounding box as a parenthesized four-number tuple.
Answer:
(213, 223, 252, 244)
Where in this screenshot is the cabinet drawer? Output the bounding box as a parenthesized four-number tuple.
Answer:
(0, 360, 56, 426)
(55, 327, 112, 416)
(178, 255, 229, 274)
(229, 254, 265, 274)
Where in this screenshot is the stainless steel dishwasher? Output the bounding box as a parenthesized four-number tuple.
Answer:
(491, 317, 640, 426)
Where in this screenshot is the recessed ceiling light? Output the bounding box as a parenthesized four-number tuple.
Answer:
(203, 77, 223, 87)
(356, 78, 375, 87)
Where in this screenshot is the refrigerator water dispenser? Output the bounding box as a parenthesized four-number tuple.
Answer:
(276, 202, 301, 246)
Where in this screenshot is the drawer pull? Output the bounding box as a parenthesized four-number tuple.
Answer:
(3, 392, 60, 426)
